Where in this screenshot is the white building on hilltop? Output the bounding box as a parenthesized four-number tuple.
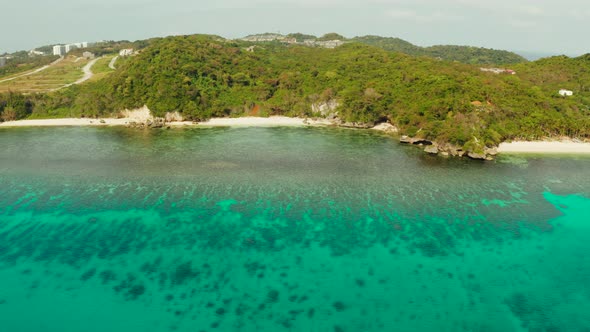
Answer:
(72, 42, 90, 48)
(119, 48, 134, 56)
(559, 89, 573, 97)
(29, 50, 45, 56)
(480, 67, 516, 75)
(82, 51, 95, 59)
(53, 45, 66, 56)
(53, 42, 91, 56)
(241, 34, 285, 42)
(65, 44, 78, 53)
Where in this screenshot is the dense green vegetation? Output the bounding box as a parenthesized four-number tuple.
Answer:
(1, 34, 588, 153)
(352, 35, 527, 65)
(68, 39, 154, 57)
(317, 33, 346, 41)
(286, 33, 318, 42)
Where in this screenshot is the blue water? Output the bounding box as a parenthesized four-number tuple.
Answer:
(0, 126, 589, 331)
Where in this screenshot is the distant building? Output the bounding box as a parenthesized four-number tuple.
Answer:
(316, 40, 344, 49)
(65, 44, 78, 53)
(0, 57, 6, 67)
(480, 67, 516, 75)
(53, 45, 66, 56)
(29, 50, 45, 56)
(302, 39, 344, 49)
(239, 34, 344, 49)
(119, 48, 134, 56)
(241, 34, 285, 42)
(559, 89, 574, 96)
(82, 51, 95, 59)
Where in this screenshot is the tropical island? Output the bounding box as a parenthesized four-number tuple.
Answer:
(1, 33, 589, 159)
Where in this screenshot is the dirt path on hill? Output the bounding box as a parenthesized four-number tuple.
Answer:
(53, 57, 100, 91)
(0, 57, 64, 83)
(108, 56, 118, 69)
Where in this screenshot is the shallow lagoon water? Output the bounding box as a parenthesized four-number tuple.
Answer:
(0, 126, 589, 331)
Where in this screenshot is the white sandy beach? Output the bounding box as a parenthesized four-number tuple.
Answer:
(198, 116, 305, 127)
(0, 118, 130, 127)
(0, 118, 197, 127)
(197, 116, 334, 127)
(498, 141, 590, 154)
(0, 116, 332, 128)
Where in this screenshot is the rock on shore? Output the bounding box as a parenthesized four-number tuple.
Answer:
(371, 123, 399, 133)
(399, 135, 497, 160)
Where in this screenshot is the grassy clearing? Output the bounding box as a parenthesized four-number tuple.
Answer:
(88, 54, 117, 81)
(0, 65, 39, 81)
(0, 69, 39, 82)
(0, 55, 61, 80)
(0, 56, 88, 93)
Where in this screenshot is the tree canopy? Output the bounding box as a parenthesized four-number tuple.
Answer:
(1, 34, 588, 154)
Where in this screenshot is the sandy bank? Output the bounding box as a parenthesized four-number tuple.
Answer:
(498, 141, 590, 154)
(0, 116, 333, 128)
(197, 116, 305, 127)
(196, 116, 333, 127)
(0, 118, 194, 127)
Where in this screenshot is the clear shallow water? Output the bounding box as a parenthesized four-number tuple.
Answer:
(0, 126, 589, 331)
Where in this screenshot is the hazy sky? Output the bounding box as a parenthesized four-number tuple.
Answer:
(2, 0, 589, 56)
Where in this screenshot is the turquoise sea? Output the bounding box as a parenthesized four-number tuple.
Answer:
(1, 126, 589, 331)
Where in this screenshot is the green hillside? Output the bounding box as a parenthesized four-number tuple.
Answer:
(424, 45, 527, 65)
(352, 35, 527, 65)
(1, 34, 588, 155)
(350, 35, 424, 57)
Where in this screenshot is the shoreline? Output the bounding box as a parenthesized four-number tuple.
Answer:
(498, 141, 590, 154)
(3, 117, 590, 155)
(0, 116, 332, 128)
(197, 116, 333, 127)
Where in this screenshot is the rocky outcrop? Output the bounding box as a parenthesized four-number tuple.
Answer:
(399, 136, 433, 146)
(120, 106, 177, 129)
(484, 147, 498, 156)
(337, 121, 375, 129)
(147, 117, 165, 128)
(120, 106, 152, 123)
(400, 135, 414, 144)
(424, 145, 439, 154)
(439, 143, 466, 157)
(127, 117, 165, 128)
(165, 111, 183, 122)
(311, 100, 339, 117)
(413, 139, 433, 146)
(399, 135, 497, 160)
(467, 152, 487, 160)
(371, 122, 399, 134)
